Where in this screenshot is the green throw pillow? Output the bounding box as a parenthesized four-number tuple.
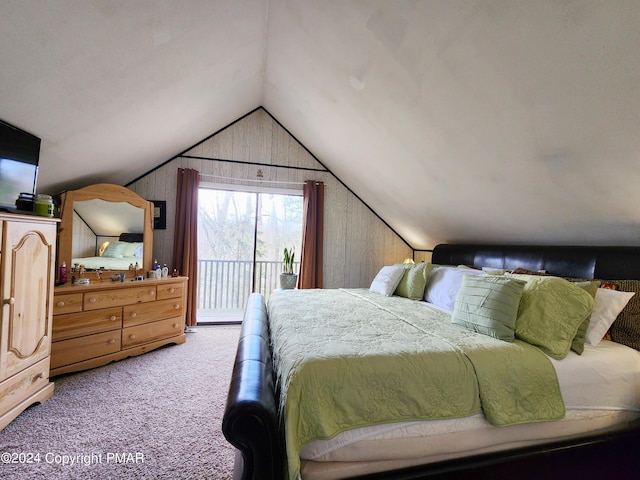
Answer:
(570, 280, 601, 354)
(121, 242, 142, 257)
(394, 262, 433, 300)
(451, 275, 526, 342)
(510, 275, 594, 359)
(102, 241, 127, 258)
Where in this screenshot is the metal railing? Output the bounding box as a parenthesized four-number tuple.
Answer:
(197, 259, 299, 310)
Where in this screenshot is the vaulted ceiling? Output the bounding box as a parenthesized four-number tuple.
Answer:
(1, 1, 639, 249)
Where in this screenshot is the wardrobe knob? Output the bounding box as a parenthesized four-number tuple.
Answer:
(3, 297, 15, 305)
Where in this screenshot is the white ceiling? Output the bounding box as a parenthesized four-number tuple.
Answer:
(1, 1, 639, 249)
(74, 198, 144, 237)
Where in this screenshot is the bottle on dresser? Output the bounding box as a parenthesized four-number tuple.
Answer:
(57, 262, 67, 285)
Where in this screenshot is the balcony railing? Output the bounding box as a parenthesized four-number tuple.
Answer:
(197, 259, 299, 311)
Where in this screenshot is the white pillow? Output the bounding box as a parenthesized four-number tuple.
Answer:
(424, 266, 484, 311)
(585, 288, 635, 346)
(370, 265, 405, 296)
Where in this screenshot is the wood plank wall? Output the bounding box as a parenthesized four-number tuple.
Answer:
(414, 251, 433, 263)
(127, 108, 412, 288)
(71, 211, 95, 257)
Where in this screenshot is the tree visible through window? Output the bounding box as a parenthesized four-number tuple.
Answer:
(197, 187, 303, 323)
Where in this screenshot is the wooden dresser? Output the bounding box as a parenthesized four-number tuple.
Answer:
(51, 277, 187, 376)
(0, 213, 57, 430)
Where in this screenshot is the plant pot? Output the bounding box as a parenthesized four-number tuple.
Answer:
(280, 273, 298, 290)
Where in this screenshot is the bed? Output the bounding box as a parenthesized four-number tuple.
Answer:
(71, 233, 144, 270)
(222, 244, 640, 480)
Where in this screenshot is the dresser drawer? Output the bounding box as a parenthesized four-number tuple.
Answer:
(53, 293, 83, 315)
(83, 285, 156, 311)
(123, 298, 185, 327)
(51, 331, 121, 369)
(53, 307, 122, 341)
(156, 281, 184, 300)
(0, 357, 50, 414)
(122, 317, 183, 349)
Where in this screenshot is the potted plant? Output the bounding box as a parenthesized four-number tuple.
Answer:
(280, 246, 298, 289)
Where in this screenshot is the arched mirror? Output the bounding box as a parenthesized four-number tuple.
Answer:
(57, 183, 153, 279)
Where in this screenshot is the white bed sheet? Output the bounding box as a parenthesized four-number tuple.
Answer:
(300, 336, 640, 468)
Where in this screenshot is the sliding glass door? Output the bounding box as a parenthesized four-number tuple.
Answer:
(197, 186, 302, 324)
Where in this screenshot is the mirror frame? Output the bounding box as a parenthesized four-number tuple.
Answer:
(58, 183, 153, 278)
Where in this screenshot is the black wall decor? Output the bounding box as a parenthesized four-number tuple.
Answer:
(151, 200, 166, 229)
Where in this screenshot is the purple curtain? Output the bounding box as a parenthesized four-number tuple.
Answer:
(299, 180, 324, 289)
(173, 168, 199, 327)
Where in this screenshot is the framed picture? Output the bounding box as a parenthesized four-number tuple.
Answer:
(151, 200, 166, 230)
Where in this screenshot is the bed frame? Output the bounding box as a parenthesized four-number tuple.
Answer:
(222, 244, 640, 480)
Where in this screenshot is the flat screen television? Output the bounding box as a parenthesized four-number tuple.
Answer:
(0, 119, 41, 211)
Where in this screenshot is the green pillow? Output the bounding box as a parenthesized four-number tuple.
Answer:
(451, 275, 526, 342)
(121, 241, 142, 257)
(570, 281, 601, 354)
(102, 241, 127, 258)
(510, 275, 594, 359)
(573, 280, 601, 298)
(394, 262, 433, 300)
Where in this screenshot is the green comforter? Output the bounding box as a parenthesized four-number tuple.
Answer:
(268, 288, 565, 479)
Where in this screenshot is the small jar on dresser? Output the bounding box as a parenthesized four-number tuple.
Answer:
(51, 276, 188, 377)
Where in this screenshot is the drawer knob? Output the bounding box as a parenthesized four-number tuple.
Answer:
(3, 297, 15, 305)
(169, 288, 176, 293)
(174, 304, 180, 309)
(56, 301, 65, 307)
(109, 316, 117, 321)
(108, 339, 116, 344)
(89, 297, 97, 303)
(33, 372, 45, 381)
(149, 290, 155, 296)
(130, 312, 137, 318)
(173, 323, 179, 329)
(129, 334, 136, 340)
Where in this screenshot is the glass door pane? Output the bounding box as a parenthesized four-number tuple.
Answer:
(255, 193, 303, 301)
(197, 188, 257, 323)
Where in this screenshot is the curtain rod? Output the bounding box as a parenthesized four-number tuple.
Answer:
(198, 173, 307, 186)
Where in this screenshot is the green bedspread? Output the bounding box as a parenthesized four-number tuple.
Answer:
(267, 288, 565, 479)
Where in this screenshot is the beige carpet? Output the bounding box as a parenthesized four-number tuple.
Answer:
(0, 326, 240, 480)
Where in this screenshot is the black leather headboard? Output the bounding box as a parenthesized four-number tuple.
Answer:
(431, 244, 640, 280)
(119, 232, 143, 242)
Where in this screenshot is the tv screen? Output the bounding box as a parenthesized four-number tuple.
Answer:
(0, 119, 40, 210)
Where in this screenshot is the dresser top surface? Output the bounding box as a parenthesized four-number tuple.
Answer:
(54, 276, 187, 295)
(0, 211, 60, 223)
